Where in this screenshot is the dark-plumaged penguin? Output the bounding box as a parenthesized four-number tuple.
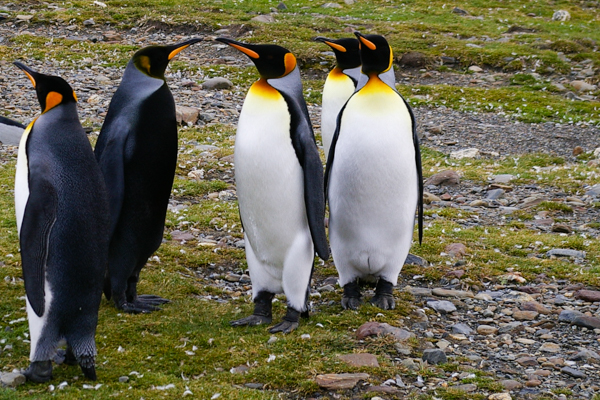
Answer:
(314, 37, 360, 160)
(0, 115, 25, 146)
(215, 37, 329, 333)
(324, 32, 423, 310)
(14, 62, 110, 382)
(94, 38, 202, 313)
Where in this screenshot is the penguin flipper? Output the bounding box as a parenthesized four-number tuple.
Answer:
(403, 97, 424, 245)
(0, 115, 26, 129)
(20, 176, 57, 317)
(324, 99, 350, 197)
(281, 93, 329, 261)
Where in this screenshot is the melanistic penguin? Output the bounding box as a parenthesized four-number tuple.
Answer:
(13, 63, 110, 382)
(324, 32, 423, 310)
(215, 38, 329, 333)
(94, 38, 202, 313)
(314, 37, 361, 160)
(0, 115, 25, 146)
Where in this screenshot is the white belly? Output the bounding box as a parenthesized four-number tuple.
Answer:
(15, 120, 34, 235)
(321, 75, 355, 159)
(235, 88, 309, 266)
(328, 83, 418, 283)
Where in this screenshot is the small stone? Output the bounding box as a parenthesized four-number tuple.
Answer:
(468, 66, 483, 73)
(399, 51, 430, 68)
(316, 373, 369, 389)
(251, 14, 275, 22)
(551, 224, 572, 234)
(452, 7, 469, 15)
(422, 348, 447, 365)
(552, 10, 571, 21)
(571, 316, 600, 330)
(516, 357, 539, 367)
(453, 383, 477, 392)
(118, 376, 129, 383)
(0, 372, 26, 387)
(444, 243, 467, 257)
(489, 393, 512, 400)
(546, 249, 586, 258)
(571, 80, 596, 92)
(486, 189, 505, 200)
(425, 170, 460, 186)
(321, 2, 342, 8)
(451, 323, 473, 335)
(423, 192, 441, 204)
(276, 2, 287, 10)
(558, 309, 584, 323)
(431, 288, 474, 298)
(202, 77, 234, 90)
(477, 325, 498, 335)
(570, 349, 600, 361)
(337, 353, 379, 367)
(470, 199, 488, 207)
(401, 358, 419, 370)
(176, 105, 200, 125)
(491, 174, 515, 184)
(356, 322, 414, 341)
(515, 338, 536, 345)
(539, 343, 561, 353)
(513, 310, 538, 321)
(574, 289, 600, 302)
(521, 301, 551, 315)
(404, 254, 429, 266)
(526, 379, 542, 387)
(230, 365, 249, 374)
(572, 146, 584, 156)
(561, 367, 585, 379)
(534, 369, 551, 377)
(16, 15, 34, 21)
(245, 383, 264, 389)
(450, 148, 480, 159)
(500, 380, 522, 391)
(426, 300, 456, 314)
(83, 18, 95, 26)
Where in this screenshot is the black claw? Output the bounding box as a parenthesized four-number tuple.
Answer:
(269, 320, 299, 333)
(230, 314, 272, 326)
(370, 278, 395, 310)
(64, 347, 78, 366)
(341, 280, 362, 310)
(23, 360, 53, 383)
(80, 365, 97, 381)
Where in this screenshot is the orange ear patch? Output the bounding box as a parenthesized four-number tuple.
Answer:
(230, 43, 260, 59)
(44, 91, 63, 113)
(139, 55, 152, 75)
(284, 52, 296, 76)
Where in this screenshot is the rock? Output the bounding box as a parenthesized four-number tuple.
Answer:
(539, 343, 561, 353)
(321, 2, 342, 8)
(16, 15, 34, 21)
(83, 18, 95, 26)
(521, 301, 551, 315)
(477, 325, 498, 335)
(491, 174, 515, 184)
(453, 383, 477, 392)
(444, 243, 467, 257)
(356, 322, 414, 341)
(337, 353, 379, 367)
(486, 189, 505, 200)
(423, 192, 441, 204)
(450, 148, 480, 159)
(276, 2, 287, 10)
(513, 310, 538, 321)
(587, 183, 600, 197)
(118, 376, 129, 383)
(170, 230, 195, 241)
(230, 365, 249, 374)
(558, 309, 584, 323)
(561, 367, 585, 379)
(202, 77, 233, 90)
(432, 288, 474, 298)
(570, 349, 600, 361)
(571, 80, 597, 92)
(251, 14, 275, 22)
(468, 66, 483, 73)
(552, 10, 571, 21)
(551, 224, 572, 234)
(0, 372, 26, 387)
(470, 199, 489, 207)
(315, 373, 369, 390)
(500, 380, 522, 391)
(516, 356, 539, 367)
(404, 254, 428, 266)
(425, 170, 460, 186)
(572, 316, 600, 330)
(574, 289, 600, 302)
(489, 393, 512, 400)
(426, 300, 457, 314)
(546, 249, 586, 258)
(526, 379, 541, 387)
(452, 7, 469, 15)
(572, 146, 584, 156)
(422, 349, 447, 365)
(404, 286, 432, 296)
(399, 51, 430, 68)
(176, 105, 200, 125)
(451, 323, 473, 335)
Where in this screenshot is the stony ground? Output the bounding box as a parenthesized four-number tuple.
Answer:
(1, 17, 600, 400)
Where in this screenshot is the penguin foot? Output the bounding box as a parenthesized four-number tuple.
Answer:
(269, 307, 301, 334)
(230, 314, 272, 327)
(137, 294, 170, 305)
(370, 279, 395, 310)
(78, 356, 97, 381)
(341, 280, 362, 310)
(52, 349, 67, 365)
(118, 300, 160, 314)
(64, 346, 78, 366)
(23, 360, 53, 383)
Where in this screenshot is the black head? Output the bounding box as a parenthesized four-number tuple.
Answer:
(131, 38, 202, 79)
(215, 38, 297, 79)
(354, 32, 393, 75)
(14, 62, 78, 114)
(315, 37, 361, 70)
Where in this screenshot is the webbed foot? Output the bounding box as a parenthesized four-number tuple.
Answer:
(137, 294, 170, 305)
(230, 314, 272, 326)
(23, 360, 53, 383)
(341, 280, 362, 310)
(269, 307, 301, 334)
(230, 291, 274, 327)
(370, 278, 395, 310)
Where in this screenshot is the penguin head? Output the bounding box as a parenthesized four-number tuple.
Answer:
(354, 32, 393, 76)
(215, 38, 297, 79)
(14, 62, 77, 114)
(314, 37, 361, 70)
(131, 38, 202, 79)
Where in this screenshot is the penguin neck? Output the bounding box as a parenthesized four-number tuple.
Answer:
(125, 60, 166, 84)
(249, 78, 281, 100)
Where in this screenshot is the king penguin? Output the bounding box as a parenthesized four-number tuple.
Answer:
(94, 38, 202, 313)
(324, 32, 423, 310)
(215, 38, 329, 333)
(13, 62, 110, 382)
(314, 37, 361, 160)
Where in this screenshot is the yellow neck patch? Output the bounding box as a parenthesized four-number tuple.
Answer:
(249, 78, 281, 100)
(284, 53, 296, 76)
(44, 91, 63, 113)
(139, 55, 152, 76)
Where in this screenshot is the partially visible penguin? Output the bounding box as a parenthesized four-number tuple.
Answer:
(314, 37, 360, 160)
(13, 62, 110, 382)
(325, 32, 423, 310)
(215, 38, 329, 333)
(94, 38, 202, 313)
(0, 115, 25, 146)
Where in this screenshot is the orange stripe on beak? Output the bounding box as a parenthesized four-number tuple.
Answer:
(325, 41, 347, 53)
(358, 36, 376, 50)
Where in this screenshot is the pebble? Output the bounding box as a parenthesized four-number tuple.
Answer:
(0, 372, 26, 388)
(574, 289, 600, 302)
(337, 353, 379, 367)
(513, 310, 538, 321)
(422, 349, 447, 365)
(201, 77, 233, 90)
(489, 393, 512, 400)
(450, 148, 480, 159)
(451, 323, 473, 335)
(571, 316, 600, 330)
(427, 300, 457, 313)
(546, 249, 586, 258)
(561, 366, 585, 379)
(424, 170, 460, 186)
(539, 342, 561, 353)
(315, 373, 369, 390)
(558, 309, 584, 323)
(477, 325, 498, 335)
